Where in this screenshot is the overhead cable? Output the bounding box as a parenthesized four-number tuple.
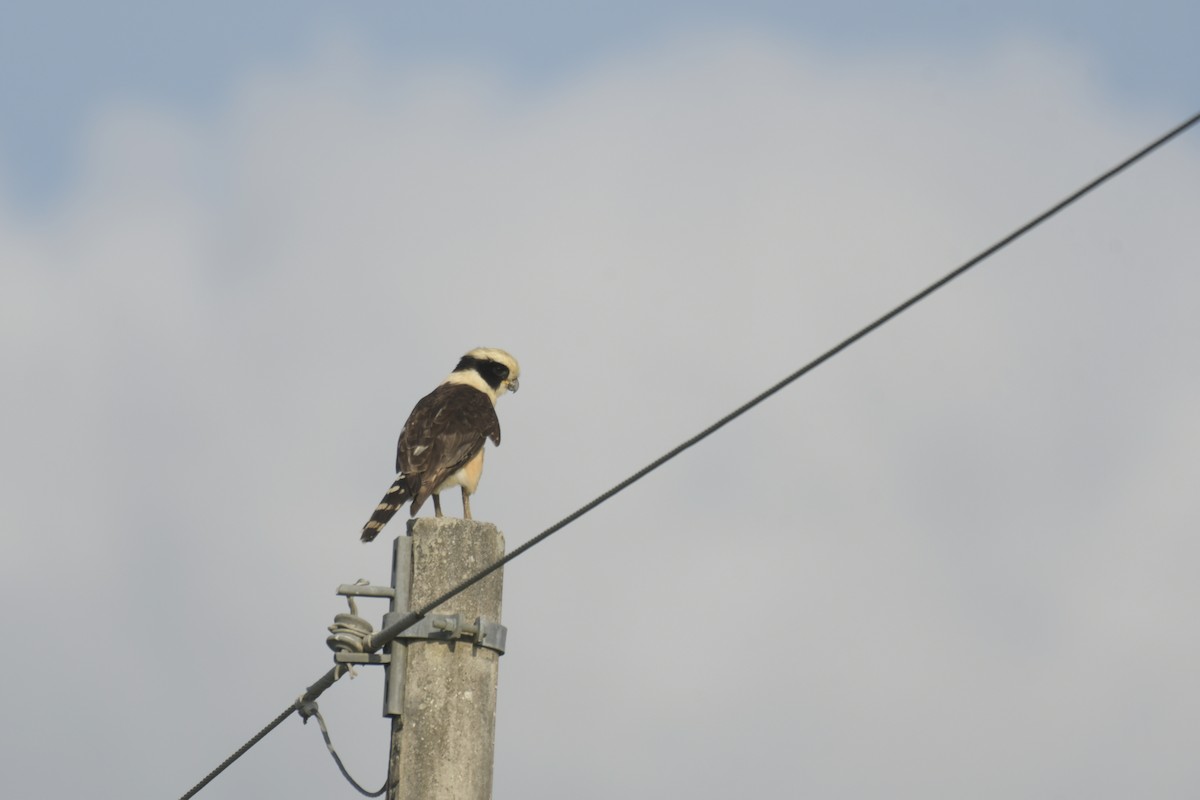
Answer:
(177, 107, 1200, 800)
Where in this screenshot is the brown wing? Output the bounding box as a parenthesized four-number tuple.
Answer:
(396, 383, 501, 513)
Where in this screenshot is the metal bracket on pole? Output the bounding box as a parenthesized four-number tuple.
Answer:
(395, 614, 508, 655)
(324, 538, 413, 718)
(325, 532, 508, 729)
(334, 651, 391, 665)
(385, 536, 411, 718)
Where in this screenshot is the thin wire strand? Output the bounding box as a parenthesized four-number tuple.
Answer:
(385, 106, 1200, 631)
(178, 703, 299, 800)
(176, 667, 342, 800)
(177, 108, 1200, 799)
(307, 704, 388, 797)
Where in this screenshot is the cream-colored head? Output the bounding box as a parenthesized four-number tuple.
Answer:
(443, 347, 521, 402)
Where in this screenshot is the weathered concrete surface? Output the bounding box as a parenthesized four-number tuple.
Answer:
(391, 517, 505, 800)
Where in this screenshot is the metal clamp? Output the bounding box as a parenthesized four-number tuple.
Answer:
(334, 651, 391, 665)
(335, 580, 395, 599)
(391, 613, 508, 655)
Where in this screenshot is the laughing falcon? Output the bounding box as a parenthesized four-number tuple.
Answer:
(360, 347, 520, 542)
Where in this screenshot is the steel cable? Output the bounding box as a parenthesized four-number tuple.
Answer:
(177, 107, 1200, 800)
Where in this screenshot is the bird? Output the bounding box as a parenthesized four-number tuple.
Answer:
(360, 347, 520, 542)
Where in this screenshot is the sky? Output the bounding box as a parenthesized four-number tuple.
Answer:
(2, 3, 1199, 799)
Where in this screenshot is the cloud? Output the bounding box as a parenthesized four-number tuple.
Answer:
(2, 30, 1198, 799)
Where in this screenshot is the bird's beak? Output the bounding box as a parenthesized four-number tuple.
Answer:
(507, 377, 519, 394)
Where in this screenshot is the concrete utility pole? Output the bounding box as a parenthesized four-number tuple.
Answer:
(387, 517, 506, 800)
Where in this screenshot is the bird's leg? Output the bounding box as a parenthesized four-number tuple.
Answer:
(432, 493, 443, 518)
(461, 488, 472, 520)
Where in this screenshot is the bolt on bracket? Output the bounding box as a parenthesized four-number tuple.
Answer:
(389, 612, 507, 655)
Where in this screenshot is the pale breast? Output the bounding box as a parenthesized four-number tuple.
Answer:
(435, 447, 486, 495)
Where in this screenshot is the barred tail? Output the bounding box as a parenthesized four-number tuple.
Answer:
(361, 475, 411, 542)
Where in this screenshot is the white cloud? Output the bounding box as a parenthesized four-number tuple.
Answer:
(2, 30, 1198, 799)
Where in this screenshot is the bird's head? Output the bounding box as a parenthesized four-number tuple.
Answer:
(450, 347, 521, 401)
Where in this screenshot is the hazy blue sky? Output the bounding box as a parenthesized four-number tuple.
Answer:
(2, 1, 1197, 208)
(2, 4, 1199, 799)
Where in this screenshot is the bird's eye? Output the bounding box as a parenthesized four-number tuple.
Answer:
(492, 364, 510, 380)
